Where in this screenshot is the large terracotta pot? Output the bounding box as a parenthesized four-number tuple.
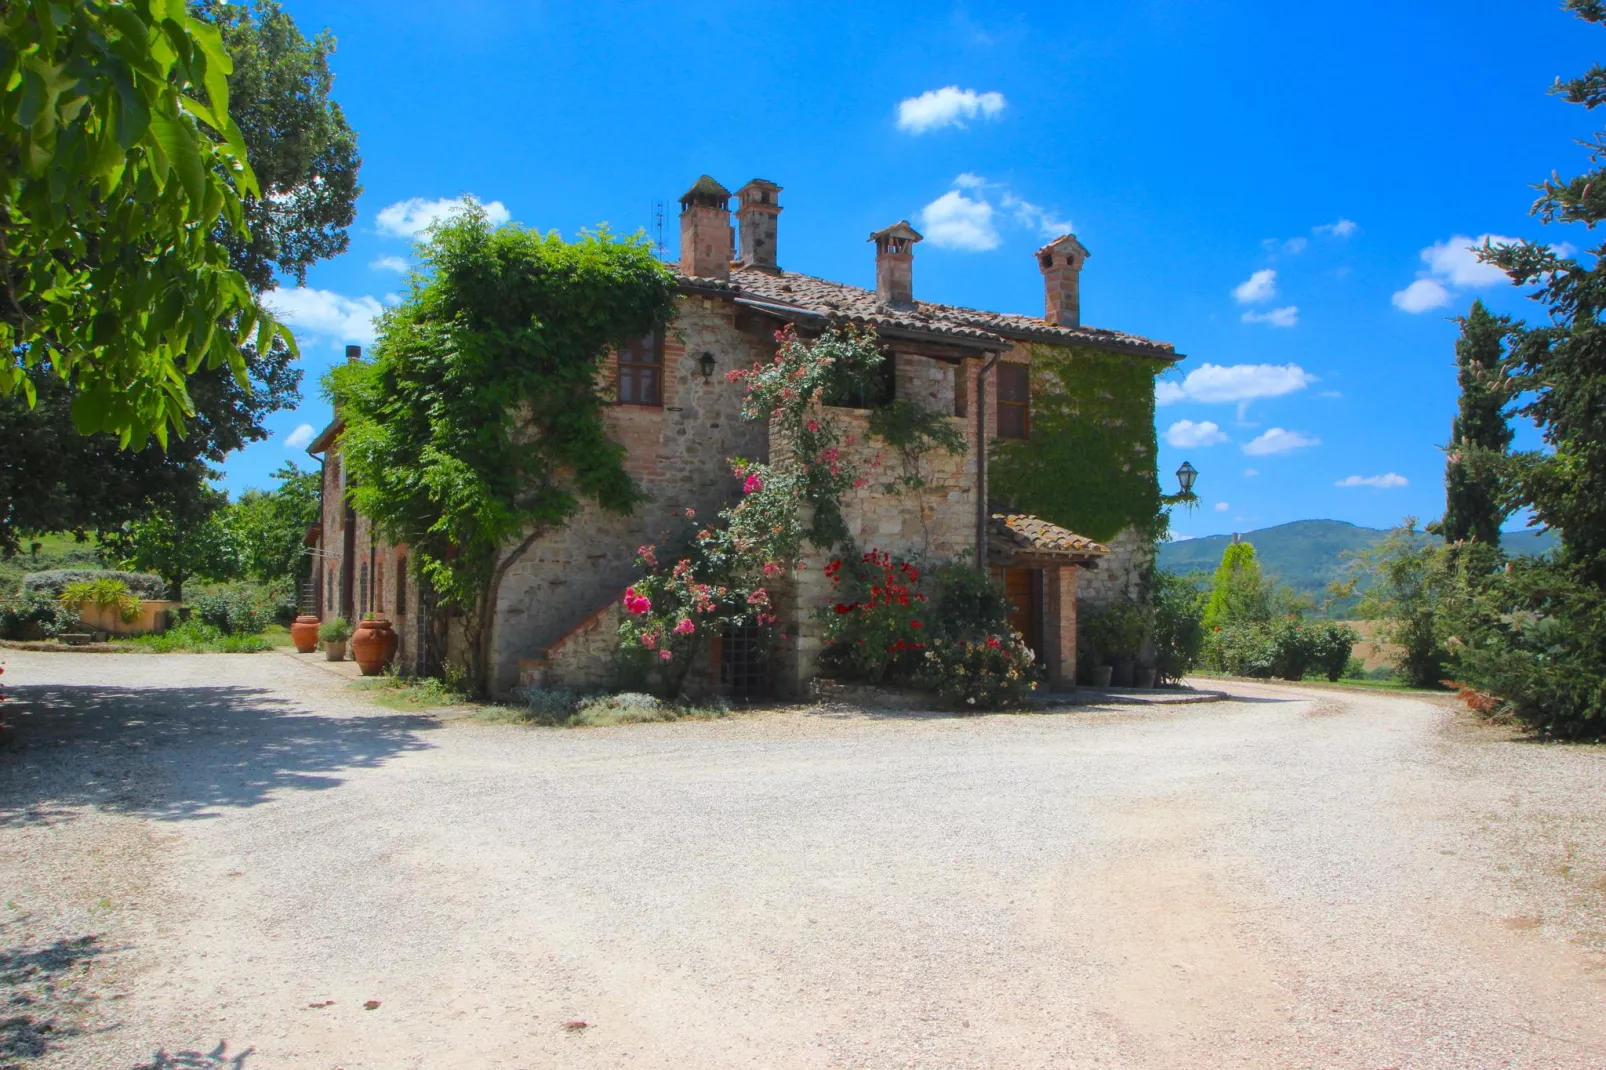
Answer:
(290, 615, 321, 654)
(351, 617, 398, 676)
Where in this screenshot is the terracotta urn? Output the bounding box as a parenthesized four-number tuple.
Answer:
(290, 615, 321, 654)
(351, 617, 398, 676)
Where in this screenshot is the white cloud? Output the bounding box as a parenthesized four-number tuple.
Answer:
(261, 287, 383, 346)
(896, 86, 1007, 134)
(1155, 362, 1316, 406)
(375, 195, 510, 239)
(1233, 268, 1278, 304)
(1243, 468, 1259, 477)
(920, 189, 999, 251)
(1164, 419, 1229, 448)
(1421, 235, 1516, 287)
(284, 423, 315, 449)
(370, 255, 409, 273)
(1241, 305, 1299, 327)
(923, 175, 1071, 248)
(1283, 237, 1308, 255)
(1242, 427, 1320, 455)
(1392, 277, 1452, 313)
(1393, 233, 1519, 313)
(1315, 218, 1358, 238)
(1336, 473, 1408, 489)
(1214, 501, 1230, 512)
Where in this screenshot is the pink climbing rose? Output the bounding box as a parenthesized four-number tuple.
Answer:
(623, 588, 652, 616)
(673, 618, 696, 636)
(743, 473, 764, 495)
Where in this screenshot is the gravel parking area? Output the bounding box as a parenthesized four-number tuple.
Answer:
(2, 650, 1604, 1068)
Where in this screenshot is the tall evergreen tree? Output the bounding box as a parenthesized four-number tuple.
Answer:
(1441, 300, 1515, 545)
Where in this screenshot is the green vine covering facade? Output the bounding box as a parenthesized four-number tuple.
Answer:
(989, 346, 1166, 544)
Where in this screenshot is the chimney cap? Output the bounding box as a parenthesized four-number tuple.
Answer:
(679, 175, 731, 209)
(1035, 233, 1090, 260)
(738, 177, 782, 192)
(869, 220, 924, 245)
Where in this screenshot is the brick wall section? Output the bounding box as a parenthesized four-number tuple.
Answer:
(488, 296, 772, 695)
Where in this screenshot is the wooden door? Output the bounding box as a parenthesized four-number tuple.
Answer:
(1003, 567, 1042, 658)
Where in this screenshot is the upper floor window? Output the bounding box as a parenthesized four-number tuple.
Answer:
(617, 333, 663, 406)
(996, 362, 1030, 439)
(824, 352, 896, 410)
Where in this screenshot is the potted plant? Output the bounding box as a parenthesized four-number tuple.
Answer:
(350, 615, 398, 676)
(319, 616, 351, 661)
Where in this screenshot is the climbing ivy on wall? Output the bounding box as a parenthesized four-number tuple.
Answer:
(327, 204, 679, 695)
(989, 346, 1167, 544)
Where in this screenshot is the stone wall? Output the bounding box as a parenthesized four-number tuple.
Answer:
(1075, 526, 1153, 610)
(488, 296, 773, 695)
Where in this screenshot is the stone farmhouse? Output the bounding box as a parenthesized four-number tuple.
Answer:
(305, 175, 1178, 697)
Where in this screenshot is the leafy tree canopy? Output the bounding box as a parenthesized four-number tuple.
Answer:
(1481, 0, 1606, 582)
(1, 0, 358, 551)
(1, 0, 293, 446)
(219, 461, 320, 584)
(329, 206, 680, 693)
(1439, 300, 1515, 547)
(1203, 540, 1269, 629)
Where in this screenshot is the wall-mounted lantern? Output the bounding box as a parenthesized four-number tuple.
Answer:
(1176, 460, 1198, 496)
(699, 351, 717, 380)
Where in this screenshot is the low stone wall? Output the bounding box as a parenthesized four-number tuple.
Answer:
(74, 600, 180, 636)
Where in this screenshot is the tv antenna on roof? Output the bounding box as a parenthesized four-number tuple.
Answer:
(652, 199, 666, 260)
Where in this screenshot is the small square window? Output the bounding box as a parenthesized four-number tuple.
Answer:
(996, 362, 1030, 440)
(618, 333, 663, 406)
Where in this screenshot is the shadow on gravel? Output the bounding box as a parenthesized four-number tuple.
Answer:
(134, 1040, 255, 1068)
(0, 685, 437, 827)
(0, 920, 108, 1069)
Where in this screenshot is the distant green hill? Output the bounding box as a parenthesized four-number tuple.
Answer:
(1158, 520, 1559, 616)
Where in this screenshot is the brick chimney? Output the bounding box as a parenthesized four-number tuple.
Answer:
(735, 178, 782, 272)
(678, 175, 733, 281)
(1037, 234, 1090, 327)
(869, 221, 922, 308)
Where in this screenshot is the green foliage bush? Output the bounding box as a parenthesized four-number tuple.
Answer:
(917, 635, 1040, 710)
(122, 620, 273, 653)
(59, 579, 140, 623)
(0, 591, 80, 640)
(318, 616, 352, 643)
(1151, 571, 1207, 684)
(1203, 619, 1358, 682)
(21, 569, 166, 600)
(188, 581, 292, 636)
(1079, 599, 1146, 667)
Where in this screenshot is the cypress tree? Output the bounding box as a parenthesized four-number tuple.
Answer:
(1441, 300, 1514, 545)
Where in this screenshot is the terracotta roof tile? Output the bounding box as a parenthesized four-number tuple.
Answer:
(715, 265, 1177, 358)
(988, 514, 1110, 558)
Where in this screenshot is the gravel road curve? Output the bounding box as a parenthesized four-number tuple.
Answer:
(2, 651, 1604, 1069)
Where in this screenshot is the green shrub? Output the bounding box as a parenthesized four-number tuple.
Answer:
(0, 591, 81, 639)
(59, 578, 140, 623)
(917, 634, 1040, 710)
(924, 561, 1017, 641)
(1204, 619, 1358, 682)
(21, 569, 166, 600)
(1082, 599, 1146, 663)
(1341, 657, 1367, 680)
(187, 580, 293, 635)
(318, 616, 352, 643)
(121, 620, 272, 653)
(1150, 571, 1206, 684)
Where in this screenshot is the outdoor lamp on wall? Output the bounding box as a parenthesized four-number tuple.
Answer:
(699, 351, 717, 380)
(1176, 460, 1198, 496)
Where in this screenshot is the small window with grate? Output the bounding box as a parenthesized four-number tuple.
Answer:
(996, 362, 1030, 439)
(824, 352, 896, 410)
(617, 333, 663, 406)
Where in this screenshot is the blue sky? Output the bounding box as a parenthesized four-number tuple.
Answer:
(227, 0, 1600, 539)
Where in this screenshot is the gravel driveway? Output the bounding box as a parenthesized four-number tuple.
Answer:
(2, 651, 1604, 1069)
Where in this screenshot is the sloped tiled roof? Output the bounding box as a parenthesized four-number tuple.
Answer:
(678, 263, 1177, 359)
(988, 514, 1110, 559)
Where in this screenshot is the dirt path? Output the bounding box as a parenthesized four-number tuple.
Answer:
(2, 652, 1604, 1068)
